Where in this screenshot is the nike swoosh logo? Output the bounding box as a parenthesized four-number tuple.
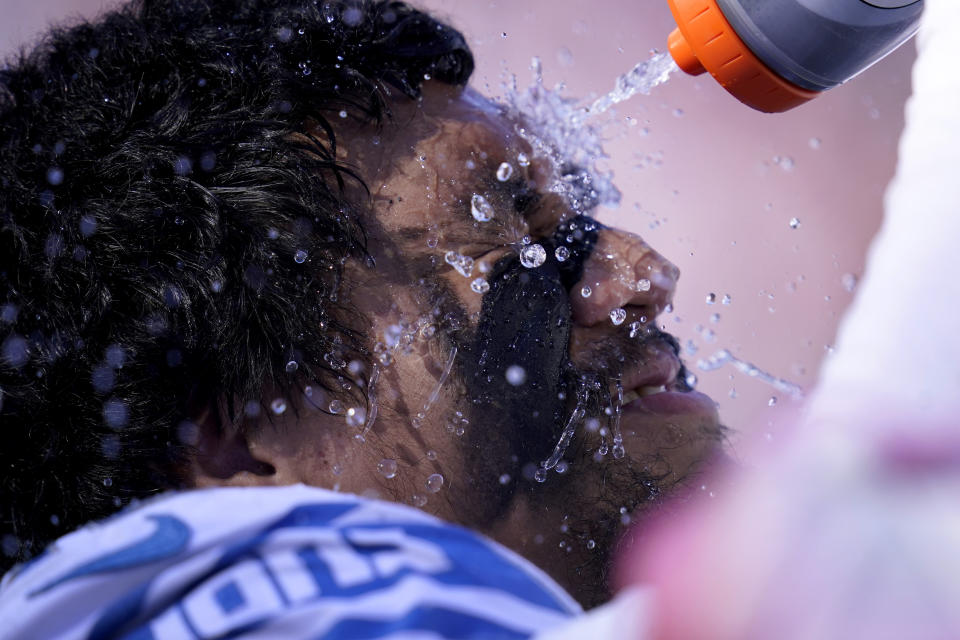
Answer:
(30, 514, 191, 597)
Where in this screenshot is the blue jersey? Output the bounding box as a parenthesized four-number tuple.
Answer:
(0, 485, 580, 639)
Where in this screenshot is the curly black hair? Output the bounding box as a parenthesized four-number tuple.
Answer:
(0, 0, 473, 574)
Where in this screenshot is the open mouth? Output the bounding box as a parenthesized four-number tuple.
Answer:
(622, 384, 668, 403)
(618, 343, 719, 419)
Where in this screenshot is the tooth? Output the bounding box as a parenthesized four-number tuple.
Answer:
(639, 385, 666, 396)
(622, 390, 640, 404)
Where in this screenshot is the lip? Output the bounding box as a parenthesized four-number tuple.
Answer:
(619, 342, 682, 391)
(623, 389, 718, 418)
(616, 342, 719, 419)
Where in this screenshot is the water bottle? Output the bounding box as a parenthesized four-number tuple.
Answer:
(666, 0, 923, 112)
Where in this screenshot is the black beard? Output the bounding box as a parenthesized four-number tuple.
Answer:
(457, 243, 700, 607)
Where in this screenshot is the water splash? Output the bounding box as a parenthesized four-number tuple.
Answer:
(503, 52, 678, 212)
(611, 381, 625, 459)
(697, 349, 804, 399)
(412, 346, 458, 429)
(536, 385, 589, 481)
(584, 53, 678, 117)
(361, 363, 380, 436)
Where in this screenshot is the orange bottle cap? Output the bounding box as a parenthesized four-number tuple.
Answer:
(666, 0, 820, 113)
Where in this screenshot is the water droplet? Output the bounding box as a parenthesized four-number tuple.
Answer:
(345, 406, 366, 427)
(519, 243, 546, 268)
(612, 443, 625, 459)
(285, 360, 298, 373)
(721, 294, 732, 305)
(382, 325, 403, 349)
(555, 461, 569, 474)
(470, 278, 490, 294)
(103, 398, 129, 429)
(634, 278, 651, 292)
(789, 217, 801, 229)
(338, 110, 348, 119)
(581, 285, 592, 298)
(270, 398, 287, 414)
(517, 152, 530, 167)
(673, 108, 685, 118)
(777, 155, 795, 171)
(768, 396, 778, 407)
(444, 251, 474, 278)
(378, 458, 398, 478)
(79, 214, 97, 237)
(343, 6, 363, 26)
(328, 399, 343, 414)
(505, 365, 527, 386)
(586, 539, 596, 550)
(243, 400, 261, 418)
(498, 473, 512, 485)
(706, 293, 716, 304)
(809, 137, 821, 150)
(609, 308, 627, 326)
(294, 249, 308, 264)
(471, 193, 495, 222)
(104, 344, 126, 369)
(685, 372, 698, 388)
(496, 162, 514, 182)
(411, 494, 428, 507)
(173, 156, 192, 176)
(555, 246, 570, 262)
(46, 167, 64, 186)
(534, 467, 547, 483)
(425, 473, 444, 493)
(841, 272, 858, 292)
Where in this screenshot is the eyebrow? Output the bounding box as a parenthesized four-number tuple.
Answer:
(393, 171, 544, 245)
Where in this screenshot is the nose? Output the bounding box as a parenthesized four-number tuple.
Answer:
(569, 227, 679, 327)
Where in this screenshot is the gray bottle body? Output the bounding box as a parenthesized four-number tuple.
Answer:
(715, 0, 923, 91)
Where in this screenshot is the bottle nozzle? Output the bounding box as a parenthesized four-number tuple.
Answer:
(666, 0, 922, 113)
(666, 0, 818, 113)
(667, 27, 705, 76)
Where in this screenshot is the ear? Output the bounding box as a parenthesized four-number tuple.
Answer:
(187, 403, 279, 488)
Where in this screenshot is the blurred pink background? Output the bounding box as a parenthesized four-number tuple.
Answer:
(0, 0, 916, 457)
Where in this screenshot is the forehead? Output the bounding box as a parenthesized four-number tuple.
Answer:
(341, 85, 543, 241)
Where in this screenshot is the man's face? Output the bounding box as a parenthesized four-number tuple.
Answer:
(217, 84, 724, 606)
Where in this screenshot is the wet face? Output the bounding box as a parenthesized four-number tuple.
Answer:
(195, 83, 724, 607)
